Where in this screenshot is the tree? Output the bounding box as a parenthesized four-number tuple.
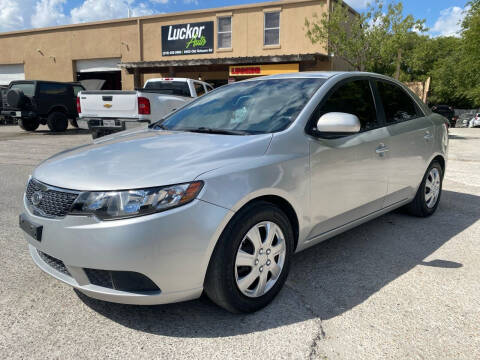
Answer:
(305, 0, 426, 78)
(459, 0, 480, 106)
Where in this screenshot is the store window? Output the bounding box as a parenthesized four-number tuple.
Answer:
(264, 11, 280, 46)
(218, 16, 232, 49)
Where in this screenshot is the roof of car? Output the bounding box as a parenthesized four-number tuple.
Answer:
(253, 71, 394, 81)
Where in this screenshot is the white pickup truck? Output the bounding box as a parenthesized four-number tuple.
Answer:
(77, 78, 213, 138)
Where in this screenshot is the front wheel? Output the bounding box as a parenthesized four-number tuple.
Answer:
(405, 161, 443, 217)
(204, 201, 294, 313)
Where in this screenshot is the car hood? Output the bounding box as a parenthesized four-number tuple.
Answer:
(33, 129, 273, 191)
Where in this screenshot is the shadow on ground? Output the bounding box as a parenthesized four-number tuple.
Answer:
(77, 189, 479, 338)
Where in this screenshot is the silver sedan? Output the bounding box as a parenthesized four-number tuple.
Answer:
(19, 72, 448, 313)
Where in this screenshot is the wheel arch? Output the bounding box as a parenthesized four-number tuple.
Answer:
(237, 195, 300, 252)
(431, 154, 446, 176)
(47, 106, 68, 116)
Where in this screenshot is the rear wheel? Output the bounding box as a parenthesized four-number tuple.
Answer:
(204, 201, 294, 313)
(405, 161, 443, 217)
(18, 118, 39, 131)
(47, 112, 68, 132)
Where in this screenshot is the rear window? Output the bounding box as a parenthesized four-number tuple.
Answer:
(144, 81, 191, 97)
(10, 83, 35, 97)
(38, 83, 69, 96)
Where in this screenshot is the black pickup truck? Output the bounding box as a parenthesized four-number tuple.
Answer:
(1, 80, 84, 132)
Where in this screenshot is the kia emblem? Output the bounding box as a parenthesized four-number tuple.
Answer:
(32, 191, 43, 206)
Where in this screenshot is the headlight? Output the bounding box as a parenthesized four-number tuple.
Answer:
(70, 181, 203, 220)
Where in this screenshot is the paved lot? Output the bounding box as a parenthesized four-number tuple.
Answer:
(0, 125, 479, 359)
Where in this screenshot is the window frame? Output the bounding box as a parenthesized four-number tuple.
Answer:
(217, 16, 232, 49)
(306, 76, 384, 139)
(372, 79, 426, 125)
(263, 11, 280, 46)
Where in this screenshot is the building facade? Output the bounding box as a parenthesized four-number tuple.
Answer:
(0, 0, 356, 90)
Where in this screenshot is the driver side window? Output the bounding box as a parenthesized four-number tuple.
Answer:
(319, 80, 378, 131)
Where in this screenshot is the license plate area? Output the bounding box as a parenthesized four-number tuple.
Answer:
(102, 119, 121, 127)
(19, 213, 43, 242)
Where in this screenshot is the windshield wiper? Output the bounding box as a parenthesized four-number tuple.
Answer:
(182, 127, 250, 135)
(151, 123, 168, 130)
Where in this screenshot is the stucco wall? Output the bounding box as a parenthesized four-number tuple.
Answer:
(0, 0, 330, 89)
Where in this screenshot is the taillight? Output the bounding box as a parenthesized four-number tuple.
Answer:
(138, 97, 150, 115)
(76, 97, 81, 114)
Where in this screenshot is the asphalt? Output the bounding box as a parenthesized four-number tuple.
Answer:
(0, 125, 479, 359)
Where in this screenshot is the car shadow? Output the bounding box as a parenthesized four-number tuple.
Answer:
(36, 128, 90, 136)
(77, 189, 478, 338)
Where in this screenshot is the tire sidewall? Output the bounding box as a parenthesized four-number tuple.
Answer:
(18, 118, 39, 131)
(216, 203, 294, 312)
(419, 162, 443, 215)
(47, 112, 68, 132)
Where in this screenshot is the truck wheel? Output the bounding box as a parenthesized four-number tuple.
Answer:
(18, 118, 40, 132)
(47, 112, 68, 132)
(69, 119, 79, 128)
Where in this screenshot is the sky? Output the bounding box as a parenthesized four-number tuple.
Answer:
(0, 0, 471, 37)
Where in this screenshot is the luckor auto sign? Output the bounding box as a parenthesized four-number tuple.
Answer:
(162, 21, 214, 56)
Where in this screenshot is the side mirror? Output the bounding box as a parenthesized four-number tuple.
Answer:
(316, 112, 361, 134)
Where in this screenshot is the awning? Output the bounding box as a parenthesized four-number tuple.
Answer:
(120, 53, 326, 73)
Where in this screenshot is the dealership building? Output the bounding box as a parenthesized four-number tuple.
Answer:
(0, 0, 354, 90)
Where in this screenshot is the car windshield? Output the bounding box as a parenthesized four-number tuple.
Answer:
(144, 81, 192, 97)
(156, 78, 325, 134)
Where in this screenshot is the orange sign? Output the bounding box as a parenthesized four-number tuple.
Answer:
(229, 63, 299, 77)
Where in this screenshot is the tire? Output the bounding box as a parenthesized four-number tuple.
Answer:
(18, 118, 39, 131)
(204, 201, 294, 313)
(69, 119, 79, 128)
(6, 89, 25, 108)
(405, 161, 443, 217)
(47, 111, 68, 132)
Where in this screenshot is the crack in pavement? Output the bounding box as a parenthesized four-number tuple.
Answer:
(285, 282, 327, 360)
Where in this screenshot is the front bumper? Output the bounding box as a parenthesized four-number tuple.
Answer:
(22, 196, 231, 305)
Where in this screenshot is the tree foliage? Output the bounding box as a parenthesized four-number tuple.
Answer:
(305, 0, 425, 76)
(305, 0, 480, 108)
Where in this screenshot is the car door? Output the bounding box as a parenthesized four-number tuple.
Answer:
(308, 78, 390, 238)
(373, 80, 434, 206)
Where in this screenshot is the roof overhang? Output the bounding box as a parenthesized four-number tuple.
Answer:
(120, 53, 328, 73)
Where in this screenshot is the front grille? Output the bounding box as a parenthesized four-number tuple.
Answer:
(84, 268, 160, 292)
(38, 251, 70, 276)
(26, 179, 79, 218)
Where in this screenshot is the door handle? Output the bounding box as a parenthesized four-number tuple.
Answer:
(424, 131, 433, 141)
(375, 143, 389, 156)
